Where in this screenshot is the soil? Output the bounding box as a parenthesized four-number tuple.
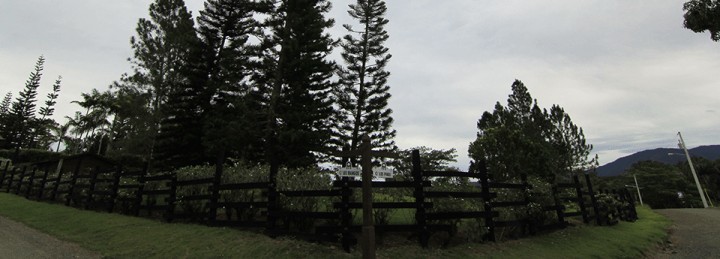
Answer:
(651, 208, 720, 259)
(0, 216, 100, 259)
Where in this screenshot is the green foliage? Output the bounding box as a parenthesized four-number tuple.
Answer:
(683, 0, 720, 41)
(469, 80, 596, 183)
(0, 148, 63, 164)
(594, 193, 623, 225)
(333, 0, 396, 158)
(257, 0, 338, 168)
(391, 146, 458, 180)
(2, 56, 48, 151)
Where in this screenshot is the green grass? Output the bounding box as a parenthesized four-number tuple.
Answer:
(0, 193, 670, 258)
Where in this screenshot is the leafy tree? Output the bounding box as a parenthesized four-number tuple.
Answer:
(619, 161, 699, 208)
(256, 0, 337, 168)
(333, 0, 396, 160)
(4, 56, 45, 152)
(128, 0, 199, 160)
(469, 80, 596, 183)
(683, 0, 720, 41)
(51, 121, 72, 152)
(0, 92, 12, 148)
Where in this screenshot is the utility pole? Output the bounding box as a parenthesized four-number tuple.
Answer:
(633, 174, 644, 206)
(677, 132, 709, 208)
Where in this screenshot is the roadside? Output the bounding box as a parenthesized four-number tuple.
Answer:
(0, 215, 100, 259)
(653, 208, 720, 259)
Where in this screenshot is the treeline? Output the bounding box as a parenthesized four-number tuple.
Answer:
(2, 0, 599, 187)
(2, 0, 397, 171)
(597, 158, 720, 209)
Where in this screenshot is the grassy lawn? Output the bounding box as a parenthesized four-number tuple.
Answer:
(0, 193, 669, 258)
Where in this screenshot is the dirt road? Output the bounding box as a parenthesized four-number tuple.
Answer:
(0, 216, 100, 259)
(654, 208, 720, 259)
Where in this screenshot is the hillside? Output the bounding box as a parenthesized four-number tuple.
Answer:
(596, 145, 720, 177)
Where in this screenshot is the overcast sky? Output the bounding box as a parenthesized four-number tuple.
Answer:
(1, 1, 719, 169)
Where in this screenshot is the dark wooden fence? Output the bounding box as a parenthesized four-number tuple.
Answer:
(0, 151, 638, 251)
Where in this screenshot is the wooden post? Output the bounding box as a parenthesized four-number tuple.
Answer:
(51, 160, 66, 201)
(358, 136, 375, 259)
(0, 162, 9, 188)
(412, 150, 429, 248)
(14, 166, 28, 194)
(340, 176, 354, 252)
(6, 167, 18, 193)
(208, 156, 222, 224)
(66, 159, 84, 207)
(25, 168, 38, 198)
(165, 174, 177, 222)
(86, 167, 100, 210)
(134, 163, 149, 217)
(109, 166, 122, 213)
(572, 174, 588, 223)
(478, 160, 496, 242)
(37, 167, 51, 200)
(552, 185, 566, 228)
(584, 174, 601, 225)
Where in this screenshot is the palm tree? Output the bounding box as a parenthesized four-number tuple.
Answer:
(52, 122, 72, 152)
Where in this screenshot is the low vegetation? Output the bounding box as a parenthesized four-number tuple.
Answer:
(0, 193, 669, 258)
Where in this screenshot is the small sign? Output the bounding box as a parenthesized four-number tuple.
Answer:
(338, 166, 361, 177)
(373, 167, 394, 178)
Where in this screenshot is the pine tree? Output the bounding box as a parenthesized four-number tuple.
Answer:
(469, 80, 596, 183)
(5, 56, 45, 150)
(334, 0, 396, 160)
(257, 0, 337, 168)
(199, 0, 265, 162)
(0, 92, 12, 148)
(31, 76, 62, 149)
(0, 92, 11, 115)
(128, 0, 199, 161)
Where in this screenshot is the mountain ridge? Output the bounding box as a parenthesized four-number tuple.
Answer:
(595, 145, 720, 177)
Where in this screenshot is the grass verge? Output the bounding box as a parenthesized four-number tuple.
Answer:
(0, 193, 669, 258)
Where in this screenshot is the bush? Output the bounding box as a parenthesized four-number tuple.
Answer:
(0, 149, 63, 164)
(276, 167, 333, 231)
(594, 193, 622, 225)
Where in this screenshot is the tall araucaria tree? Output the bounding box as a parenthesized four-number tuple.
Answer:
(333, 0, 396, 162)
(255, 0, 338, 168)
(128, 0, 199, 161)
(31, 76, 62, 149)
(5, 56, 45, 151)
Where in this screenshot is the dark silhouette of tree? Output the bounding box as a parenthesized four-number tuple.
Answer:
(683, 0, 720, 41)
(469, 80, 596, 182)
(333, 0, 396, 162)
(256, 0, 337, 168)
(4, 56, 45, 153)
(128, 0, 199, 161)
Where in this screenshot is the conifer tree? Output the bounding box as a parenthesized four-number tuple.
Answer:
(128, 0, 199, 161)
(0, 92, 11, 115)
(5, 56, 45, 150)
(334, 0, 396, 159)
(31, 76, 62, 149)
(256, 0, 337, 168)
(198, 0, 265, 162)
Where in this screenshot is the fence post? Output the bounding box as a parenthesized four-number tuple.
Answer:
(86, 167, 100, 210)
(266, 162, 279, 237)
(163, 173, 177, 222)
(584, 174, 601, 225)
(6, 167, 18, 193)
(51, 165, 65, 201)
(572, 174, 588, 223)
(37, 167, 51, 200)
(478, 160, 495, 242)
(134, 163, 149, 217)
(623, 188, 638, 220)
(412, 150, 429, 248)
(109, 166, 122, 213)
(65, 159, 84, 207)
(551, 185, 566, 228)
(25, 168, 38, 198)
(208, 157, 222, 224)
(14, 166, 28, 194)
(0, 162, 9, 188)
(520, 173, 534, 235)
(340, 177, 354, 252)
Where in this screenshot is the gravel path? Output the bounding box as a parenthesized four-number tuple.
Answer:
(0, 216, 100, 259)
(653, 208, 720, 259)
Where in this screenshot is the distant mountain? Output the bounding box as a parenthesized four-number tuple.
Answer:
(596, 145, 720, 177)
